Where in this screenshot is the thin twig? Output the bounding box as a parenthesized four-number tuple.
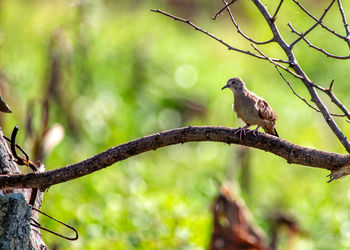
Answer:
(212, 0, 237, 20)
(275, 67, 345, 117)
(298, 77, 350, 120)
(277, 67, 319, 112)
(329, 79, 335, 90)
(4, 127, 38, 172)
(292, 0, 346, 41)
(290, 0, 336, 48)
(271, 0, 284, 22)
(251, 44, 303, 79)
(324, 80, 350, 120)
(220, 0, 274, 45)
(151, 9, 289, 64)
(288, 23, 350, 59)
(337, 0, 350, 39)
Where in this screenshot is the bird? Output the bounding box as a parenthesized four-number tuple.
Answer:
(221, 77, 279, 139)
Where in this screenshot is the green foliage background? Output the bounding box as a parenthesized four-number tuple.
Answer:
(1, 0, 350, 249)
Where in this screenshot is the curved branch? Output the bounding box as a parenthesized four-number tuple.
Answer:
(1, 126, 350, 190)
(292, 0, 347, 41)
(213, 0, 237, 20)
(290, 0, 336, 48)
(337, 0, 350, 43)
(251, 44, 303, 79)
(220, 0, 274, 45)
(151, 9, 289, 64)
(275, 67, 345, 117)
(288, 23, 350, 59)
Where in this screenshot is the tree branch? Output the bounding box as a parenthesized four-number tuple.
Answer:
(336, 0, 350, 47)
(289, 0, 336, 48)
(323, 80, 350, 120)
(275, 67, 345, 117)
(151, 9, 288, 64)
(271, 0, 285, 22)
(1, 126, 350, 190)
(251, 44, 303, 79)
(292, 0, 348, 42)
(288, 23, 350, 59)
(218, 0, 274, 45)
(212, 0, 237, 20)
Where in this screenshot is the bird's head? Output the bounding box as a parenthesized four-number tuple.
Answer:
(221, 77, 245, 92)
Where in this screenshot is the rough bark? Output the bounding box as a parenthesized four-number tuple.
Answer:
(1, 126, 350, 191)
(0, 193, 32, 250)
(0, 129, 47, 250)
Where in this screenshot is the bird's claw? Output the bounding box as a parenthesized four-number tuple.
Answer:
(234, 126, 260, 140)
(250, 129, 260, 137)
(234, 126, 251, 141)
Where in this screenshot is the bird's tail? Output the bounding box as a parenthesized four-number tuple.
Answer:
(262, 123, 279, 137)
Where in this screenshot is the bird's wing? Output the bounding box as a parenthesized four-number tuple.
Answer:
(256, 98, 277, 122)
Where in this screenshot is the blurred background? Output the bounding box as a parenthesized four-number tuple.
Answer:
(1, 0, 350, 249)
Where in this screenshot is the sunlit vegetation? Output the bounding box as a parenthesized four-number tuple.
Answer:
(1, 0, 350, 249)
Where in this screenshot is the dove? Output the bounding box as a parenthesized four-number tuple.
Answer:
(222, 77, 279, 139)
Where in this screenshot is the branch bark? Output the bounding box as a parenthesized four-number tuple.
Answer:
(1, 126, 350, 190)
(0, 129, 47, 249)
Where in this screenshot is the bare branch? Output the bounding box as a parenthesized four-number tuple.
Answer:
(1, 126, 350, 190)
(212, 0, 237, 20)
(275, 67, 345, 117)
(251, 44, 303, 79)
(323, 80, 350, 120)
(276, 67, 319, 111)
(250, 0, 295, 61)
(307, 85, 350, 152)
(329, 79, 335, 90)
(290, 0, 336, 48)
(271, 0, 285, 22)
(337, 0, 350, 40)
(292, 0, 347, 41)
(288, 23, 350, 59)
(219, 0, 274, 45)
(251, 0, 350, 153)
(151, 9, 288, 64)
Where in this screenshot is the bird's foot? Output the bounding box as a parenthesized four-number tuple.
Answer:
(248, 125, 260, 137)
(234, 125, 251, 140)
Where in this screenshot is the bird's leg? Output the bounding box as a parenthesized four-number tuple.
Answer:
(234, 125, 251, 140)
(249, 125, 260, 137)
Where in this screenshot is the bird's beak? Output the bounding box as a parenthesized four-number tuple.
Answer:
(221, 84, 229, 90)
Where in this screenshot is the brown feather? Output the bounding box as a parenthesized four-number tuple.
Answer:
(257, 99, 279, 137)
(257, 99, 277, 122)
